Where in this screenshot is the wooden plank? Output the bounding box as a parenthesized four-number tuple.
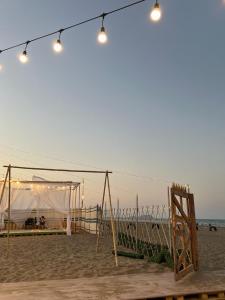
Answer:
(171, 196, 178, 277)
(217, 292, 225, 298)
(171, 194, 190, 225)
(176, 297, 184, 300)
(174, 215, 186, 222)
(171, 188, 189, 199)
(200, 293, 209, 299)
(175, 264, 194, 281)
(171, 187, 198, 281)
(189, 194, 199, 271)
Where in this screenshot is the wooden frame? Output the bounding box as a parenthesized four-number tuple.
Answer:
(2, 164, 118, 267)
(96, 171, 118, 266)
(170, 184, 198, 281)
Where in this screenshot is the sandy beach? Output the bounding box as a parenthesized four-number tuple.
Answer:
(0, 233, 168, 283)
(0, 228, 224, 283)
(198, 227, 225, 271)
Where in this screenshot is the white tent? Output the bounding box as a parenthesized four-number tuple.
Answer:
(0, 177, 80, 235)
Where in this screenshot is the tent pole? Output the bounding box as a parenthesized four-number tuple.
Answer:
(96, 172, 107, 252)
(0, 167, 9, 207)
(106, 172, 118, 267)
(0, 168, 9, 231)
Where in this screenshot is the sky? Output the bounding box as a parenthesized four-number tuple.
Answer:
(0, 0, 225, 218)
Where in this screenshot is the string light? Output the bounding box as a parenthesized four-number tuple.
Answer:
(150, 0, 162, 22)
(19, 41, 30, 64)
(0, 0, 164, 67)
(53, 29, 64, 53)
(97, 14, 108, 44)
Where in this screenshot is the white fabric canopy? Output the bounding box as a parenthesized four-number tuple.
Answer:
(0, 176, 79, 235)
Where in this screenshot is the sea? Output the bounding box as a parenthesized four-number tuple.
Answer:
(197, 219, 225, 228)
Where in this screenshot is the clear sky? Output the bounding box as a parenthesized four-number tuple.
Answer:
(0, 0, 225, 218)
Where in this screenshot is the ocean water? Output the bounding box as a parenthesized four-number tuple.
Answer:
(197, 219, 225, 227)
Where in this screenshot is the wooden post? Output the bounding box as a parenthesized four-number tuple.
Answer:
(0, 168, 9, 231)
(0, 168, 9, 206)
(116, 198, 119, 240)
(78, 184, 81, 231)
(84, 206, 87, 232)
(136, 194, 139, 253)
(189, 193, 199, 271)
(96, 205, 99, 235)
(7, 165, 11, 253)
(167, 186, 172, 255)
(106, 172, 118, 267)
(96, 173, 107, 252)
(68, 185, 72, 235)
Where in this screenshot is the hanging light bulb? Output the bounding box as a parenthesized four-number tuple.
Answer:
(150, 1, 162, 22)
(53, 39, 63, 52)
(53, 29, 64, 53)
(98, 27, 108, 44)
(19, 41, 30, 63)
(0, 50, 3, 71)
(19, 51, 29, 63)
(97, 14, 108, 44)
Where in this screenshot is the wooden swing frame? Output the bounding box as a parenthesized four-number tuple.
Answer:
(1, 164, 118, 267)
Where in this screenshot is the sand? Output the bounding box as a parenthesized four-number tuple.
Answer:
(198, 227, 225, 271)
(0, 228, 224, 283)
(0, 233, 168, 283)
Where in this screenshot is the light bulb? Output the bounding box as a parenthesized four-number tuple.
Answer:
(98, 27, 108, 44)
(150, 2, 162, 22)
(0, 64, 3, 71)
(19, 50, 29, 63)
(53, 39, 63, 53)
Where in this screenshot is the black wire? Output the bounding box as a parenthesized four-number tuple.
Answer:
(0, 0, 148, 54)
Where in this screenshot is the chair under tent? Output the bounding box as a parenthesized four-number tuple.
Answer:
(0, 177, 80, 236)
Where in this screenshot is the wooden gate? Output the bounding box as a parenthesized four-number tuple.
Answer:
(170, 184, 198, 281)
